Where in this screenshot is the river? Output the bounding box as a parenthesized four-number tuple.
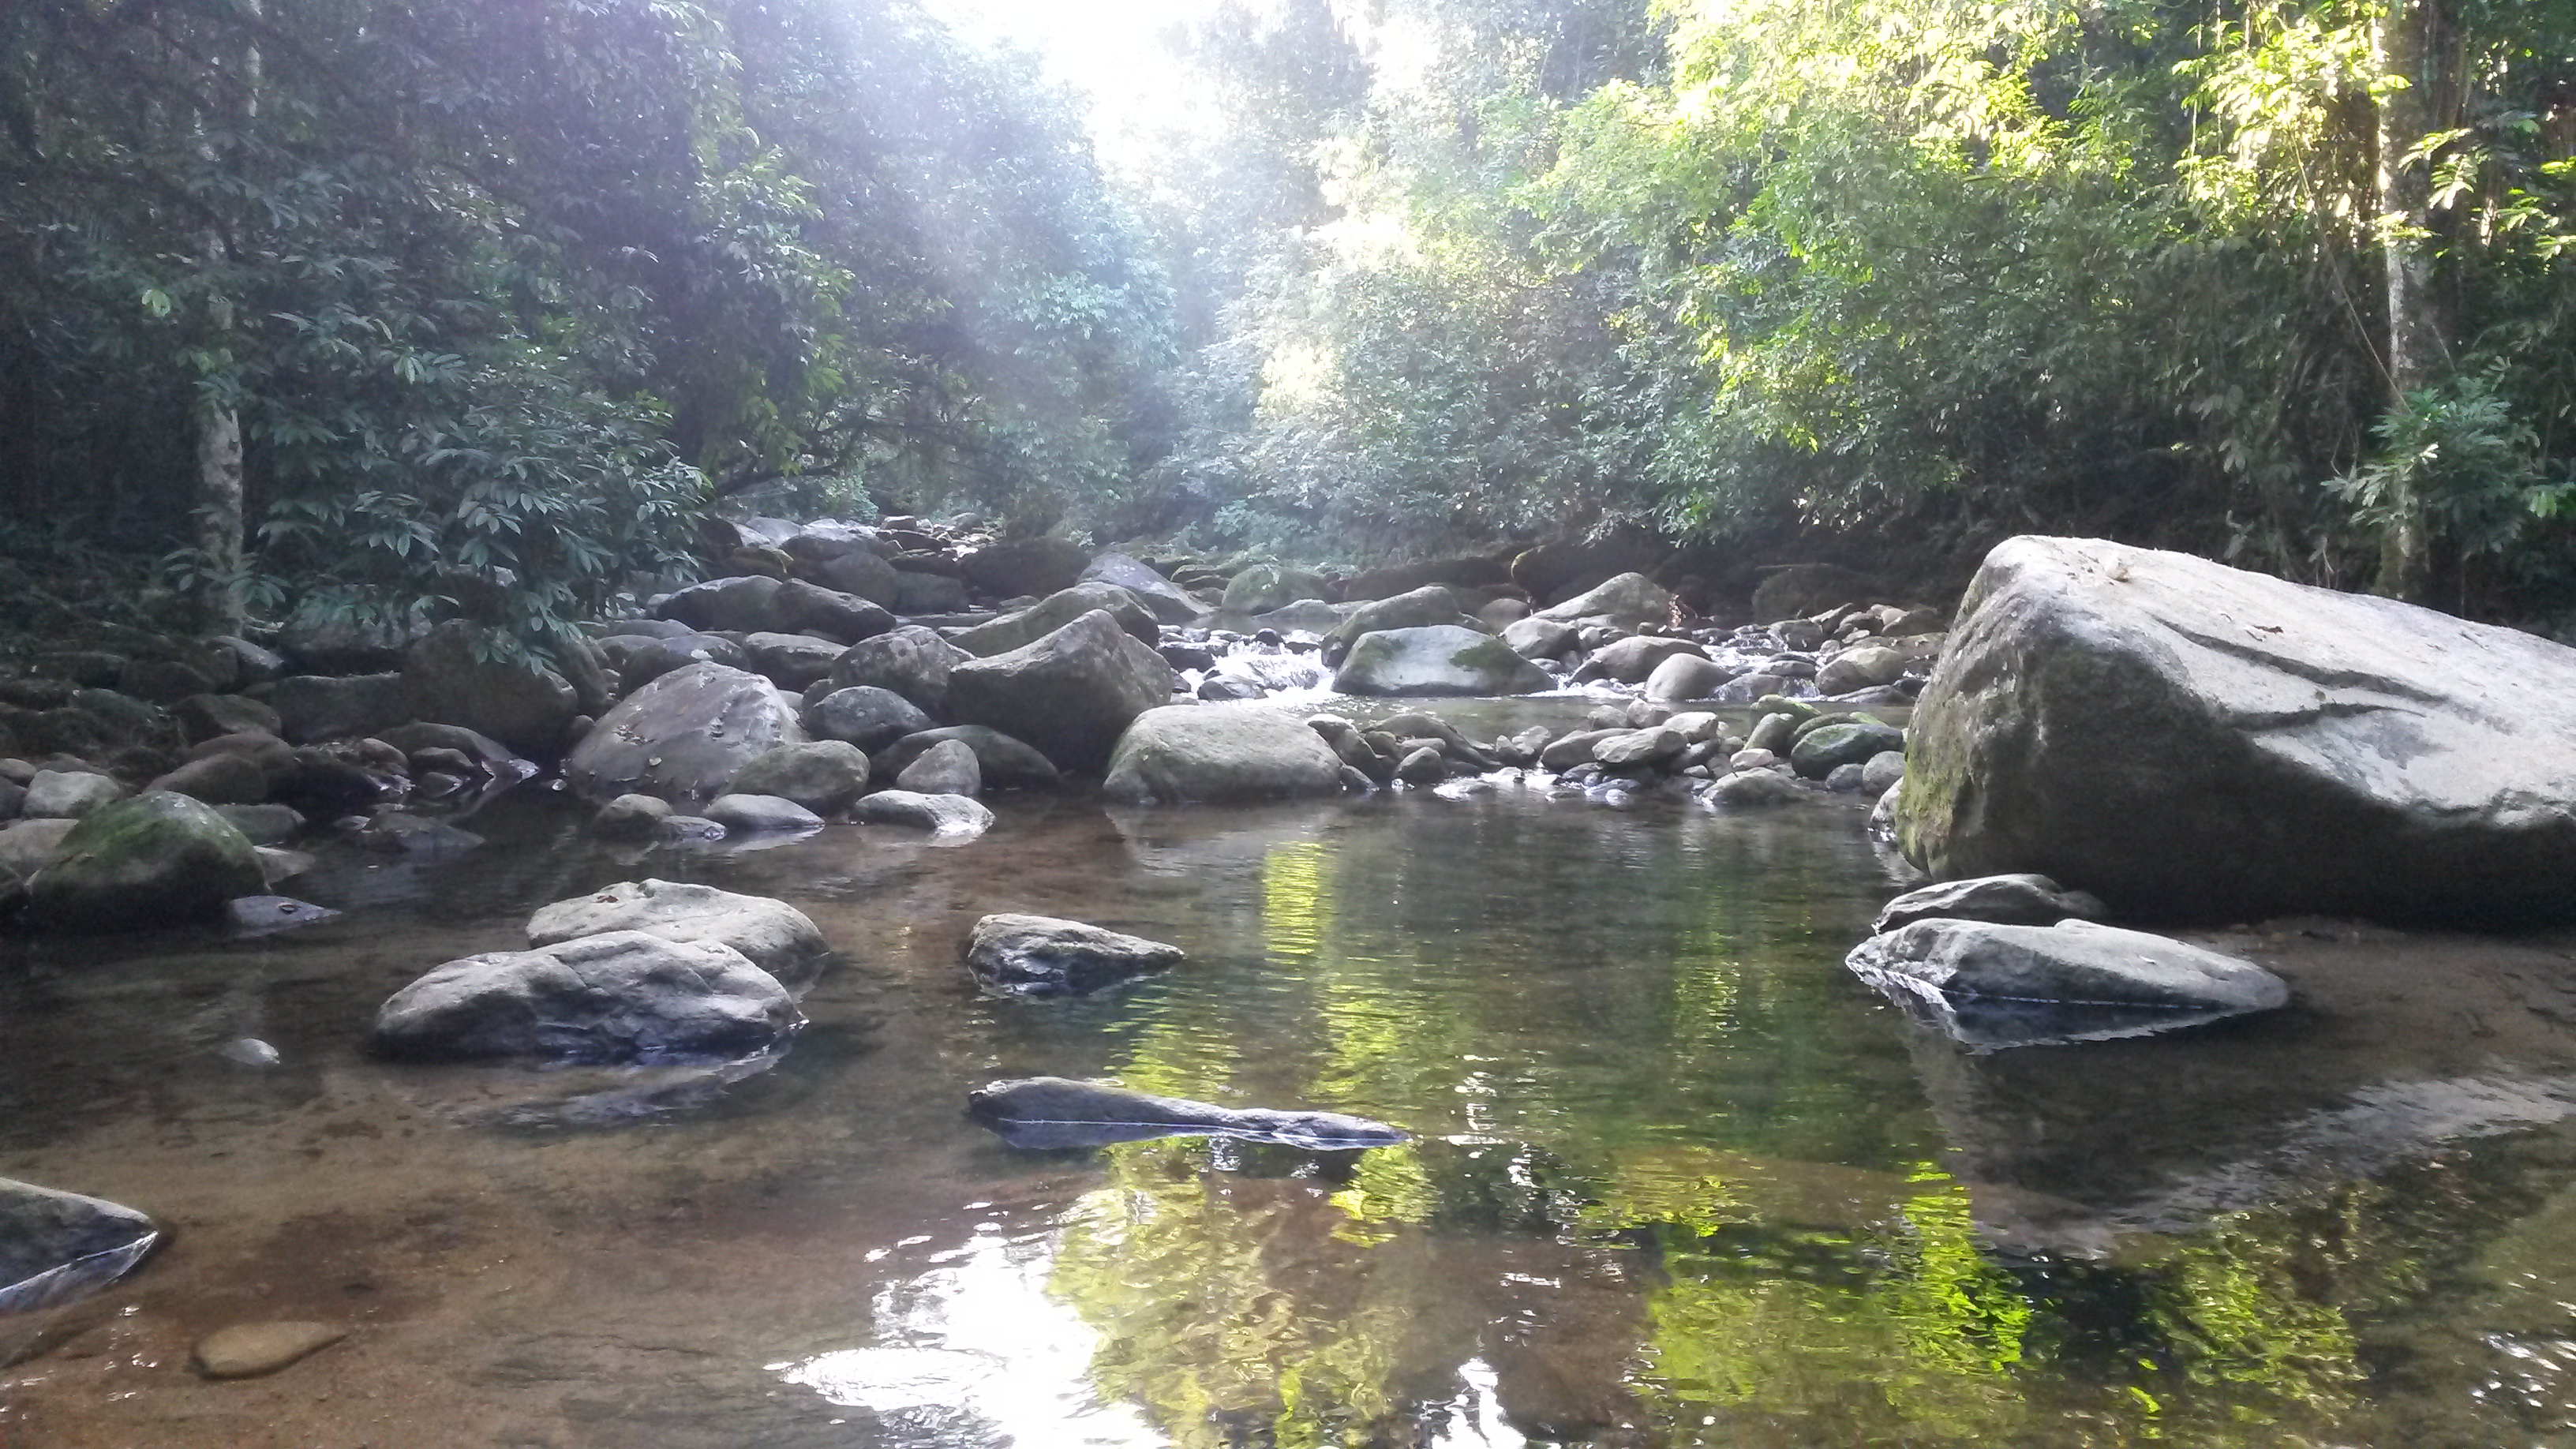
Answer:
(7, 704, 2576, 1447)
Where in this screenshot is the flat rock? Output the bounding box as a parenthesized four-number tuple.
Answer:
(1873, 873, 2109, 934)
(1100, 702, 1346, 804)
(373, 930, 800, 1064)
(1331, 625, 1553, 697)
(1848, 918, 2289, 1013)
(964, 912, 1184, 997)
(702, 792, 825, 833)
(527, 878, 826, 977)
(0, 1178, 159, 1315)
(849, 789, 994, 837)
(967, 1076, 1406, 1151)
(192, 1321, 346, 1380)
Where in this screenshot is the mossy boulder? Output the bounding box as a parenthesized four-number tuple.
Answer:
(1331, 625, 1554, 697)
(27, 790, 265, 930)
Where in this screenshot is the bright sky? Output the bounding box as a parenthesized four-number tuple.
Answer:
(926, 0, 1220, 167)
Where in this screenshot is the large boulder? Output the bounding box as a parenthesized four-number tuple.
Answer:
(1326, 585, 1477, 644)
(0, 1178, 160, 1314)
(1080, 553, 1205, 624)
(1332, 625, 1554, 697)
(945, 611, 1173, 773)
(1534, 571, 1672, 631)
(1897, 535, 2576, 924)
(562, 662, 807, 807)
(945, 582, 1160, 657)
(654, 575, 784, 634)
(526, 878, 826, 977)
(1101, 702, 1348, 803)
(872, 725, 1059, 789)
(964, 913, 1184, 996)
(737, 631, 846, 691)
(372, 930, 799, 1064)
(957, 537, 1091, 599)
(728, 739, 871, 816)
(1752, 563, 1886, 620)
(26, 791, 266, 930)
(828, 625, 969, 716)
(1219, 563, 1331, 615)
(802, 685, 936, 752)
(270, 672, 406, 744)
(770, 578, 896, 646)
(397, 622, 581, 758)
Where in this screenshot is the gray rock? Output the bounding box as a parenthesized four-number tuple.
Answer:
(1752, 564, 1885, 620)
(1220, 563, 1331, 615)
(828, 625, 969, 715)
(192, 1321, 346, 1380)
(1814, 642, 1909, 696)
(873, 726, 1060, 790)
(1825, 762, 1870, 792)
(213, 803, 305, 845)
(737, 631, 847, 692)
(1332, 625, 1554, 697)
(655, 575, 784, 634)
(1538, 728, 1624, 771)
(1728, 748, 1781, 772)
(801, 685, 936, 753)
(1327, 586, 1477, 644)
(1861, 748, 1908, 793)
(957, 537, 1091, 599)
(173, 692, 283, 743)
(593, 631, 747, 689)
(728, 740, 871, 816)
(1642, 652, 1728, 701)
(270, 673, 406, 745)
(848, 789, 994, 836)
(563, 663, 807, 808)
(1700, 769, 1807, 808)
(27, 792, 265, 930)
(1250, 599, 1346, 632)
(702, 792, 825, 833)
(967, 1076, 1405, 1151)
(807, 548, 901, 608)
(1574, 635, 1702, 684)
(1501, 615, 1579, 661)
(1533, 571, 1673, 631)
(964, 912, 1183, 996)
(0, 1178, 159, 1315)
(227, 895, 340, 935)
(527, 878, 827, 977)
(1393, 744, 1447, 784)
(1101, 702, 1346, 804)
(144, 751, 268, 806)
(894, 738, 980, 796)
(945, 610, 1174, 773)
(397, 622, 582, 758)
(1596, 727, 1685, 769)
(770, 578, 896, 646)
(947, 582, 1161, 657)
(1789, 719, 1906, 779)
(1848, 918, 2289, 1013)
(1896, 534, 2576, 923)
(1211, 651, 1330, 693)
(346, 811, 484, 855)
(373, 930, 799, 1063)
(892, 569, 971, 613)
(1873, 873, 2111, 934)
(592, 793, 673, 840)
(23, 769, 127, 819)
(1079, 553, 1205, 624)
(0, 818, 79, 877)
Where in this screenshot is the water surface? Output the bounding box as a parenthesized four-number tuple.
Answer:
(6, 756, 2576, 1447)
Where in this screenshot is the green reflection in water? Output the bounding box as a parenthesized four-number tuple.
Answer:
(1037, 799, 2413, 1447)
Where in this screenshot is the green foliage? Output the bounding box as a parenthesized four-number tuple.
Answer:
(2328, 365, 2552, 564)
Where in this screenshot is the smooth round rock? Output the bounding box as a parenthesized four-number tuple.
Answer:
(193, 1321, 347, 1380)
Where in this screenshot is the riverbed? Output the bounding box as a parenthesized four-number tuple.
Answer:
(8, 721, 2576, 1447)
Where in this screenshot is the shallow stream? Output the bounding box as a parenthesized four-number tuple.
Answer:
(9, 699, 2576, 1447)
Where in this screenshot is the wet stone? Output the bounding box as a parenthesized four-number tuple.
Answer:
(191, 1321, 347, 1380)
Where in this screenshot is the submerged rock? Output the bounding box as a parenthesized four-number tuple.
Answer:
(967, 1076, 1407, 1151)
(1897, 534, 2576, 924)
(0, 1178, 159, 1315)
(227, 895, 341, 936)
(26, 791, 264, 930)
(372, 930, 800, 1064)
(964, 913, 1183, 996)
(192, 1321, 346, 1380)
(1848, 918, 2289, 1048)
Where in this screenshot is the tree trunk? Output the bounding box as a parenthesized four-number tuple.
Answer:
(2372, 0, 2446, 601)
(190, 0, 259, 635)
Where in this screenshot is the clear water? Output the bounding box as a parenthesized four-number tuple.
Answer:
(8, 743, 2576, 1447)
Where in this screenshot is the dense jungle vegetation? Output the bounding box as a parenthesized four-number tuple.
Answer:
(4, 0, 2574, 643)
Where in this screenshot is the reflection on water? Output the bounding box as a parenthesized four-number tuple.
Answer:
(10, 769, 2576, 1447)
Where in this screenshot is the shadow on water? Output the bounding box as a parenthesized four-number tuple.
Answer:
(9, 762, 2576, 1446)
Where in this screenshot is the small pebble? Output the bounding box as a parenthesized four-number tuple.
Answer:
(192, 1320, 346, 1379)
